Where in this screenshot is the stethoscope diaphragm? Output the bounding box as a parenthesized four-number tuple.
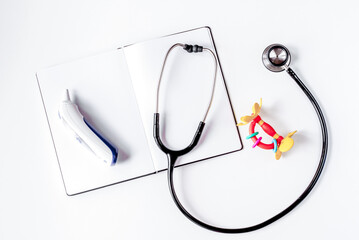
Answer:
(262, 44, 291, 72)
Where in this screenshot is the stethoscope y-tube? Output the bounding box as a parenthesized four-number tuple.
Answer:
(153, 43, 328, 233)
(154, 43, 218, 169)
(153, 42, 218, 194)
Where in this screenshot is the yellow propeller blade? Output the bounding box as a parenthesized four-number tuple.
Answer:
(286, 130, 297, 138)
(236, 99, 263, 126)
(252, 98, 262, 115)
(241, 115, 256, 123)
(236, 115, 257, 126)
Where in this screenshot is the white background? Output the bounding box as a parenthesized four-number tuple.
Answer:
(0, 0, 358, 239)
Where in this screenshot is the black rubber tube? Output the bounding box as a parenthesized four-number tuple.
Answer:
(166, 67, 328, 233)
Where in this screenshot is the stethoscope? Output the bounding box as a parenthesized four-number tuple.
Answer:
(153, 43, 328, 233)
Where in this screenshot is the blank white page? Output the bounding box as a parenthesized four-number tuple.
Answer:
(124, 27, 242, 171)
(37, 49, 154, 195)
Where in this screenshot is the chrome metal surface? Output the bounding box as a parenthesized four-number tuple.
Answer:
(262, 44, 291, 72)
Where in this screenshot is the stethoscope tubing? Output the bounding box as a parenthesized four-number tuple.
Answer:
(154, 44, 328, 234)
(166, 67, 328, 233)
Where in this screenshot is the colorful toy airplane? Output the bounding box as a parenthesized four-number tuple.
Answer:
(237, 99, 297, 160)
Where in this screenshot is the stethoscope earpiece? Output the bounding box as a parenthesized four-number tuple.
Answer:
(262, 44, 291, 72)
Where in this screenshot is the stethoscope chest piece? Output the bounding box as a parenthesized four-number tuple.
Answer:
(262, 44, 291, 72)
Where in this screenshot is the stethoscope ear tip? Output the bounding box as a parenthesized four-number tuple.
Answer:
(262, 44, 291, 72)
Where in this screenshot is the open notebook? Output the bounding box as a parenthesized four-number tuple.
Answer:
(37, 27, 243, 195)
